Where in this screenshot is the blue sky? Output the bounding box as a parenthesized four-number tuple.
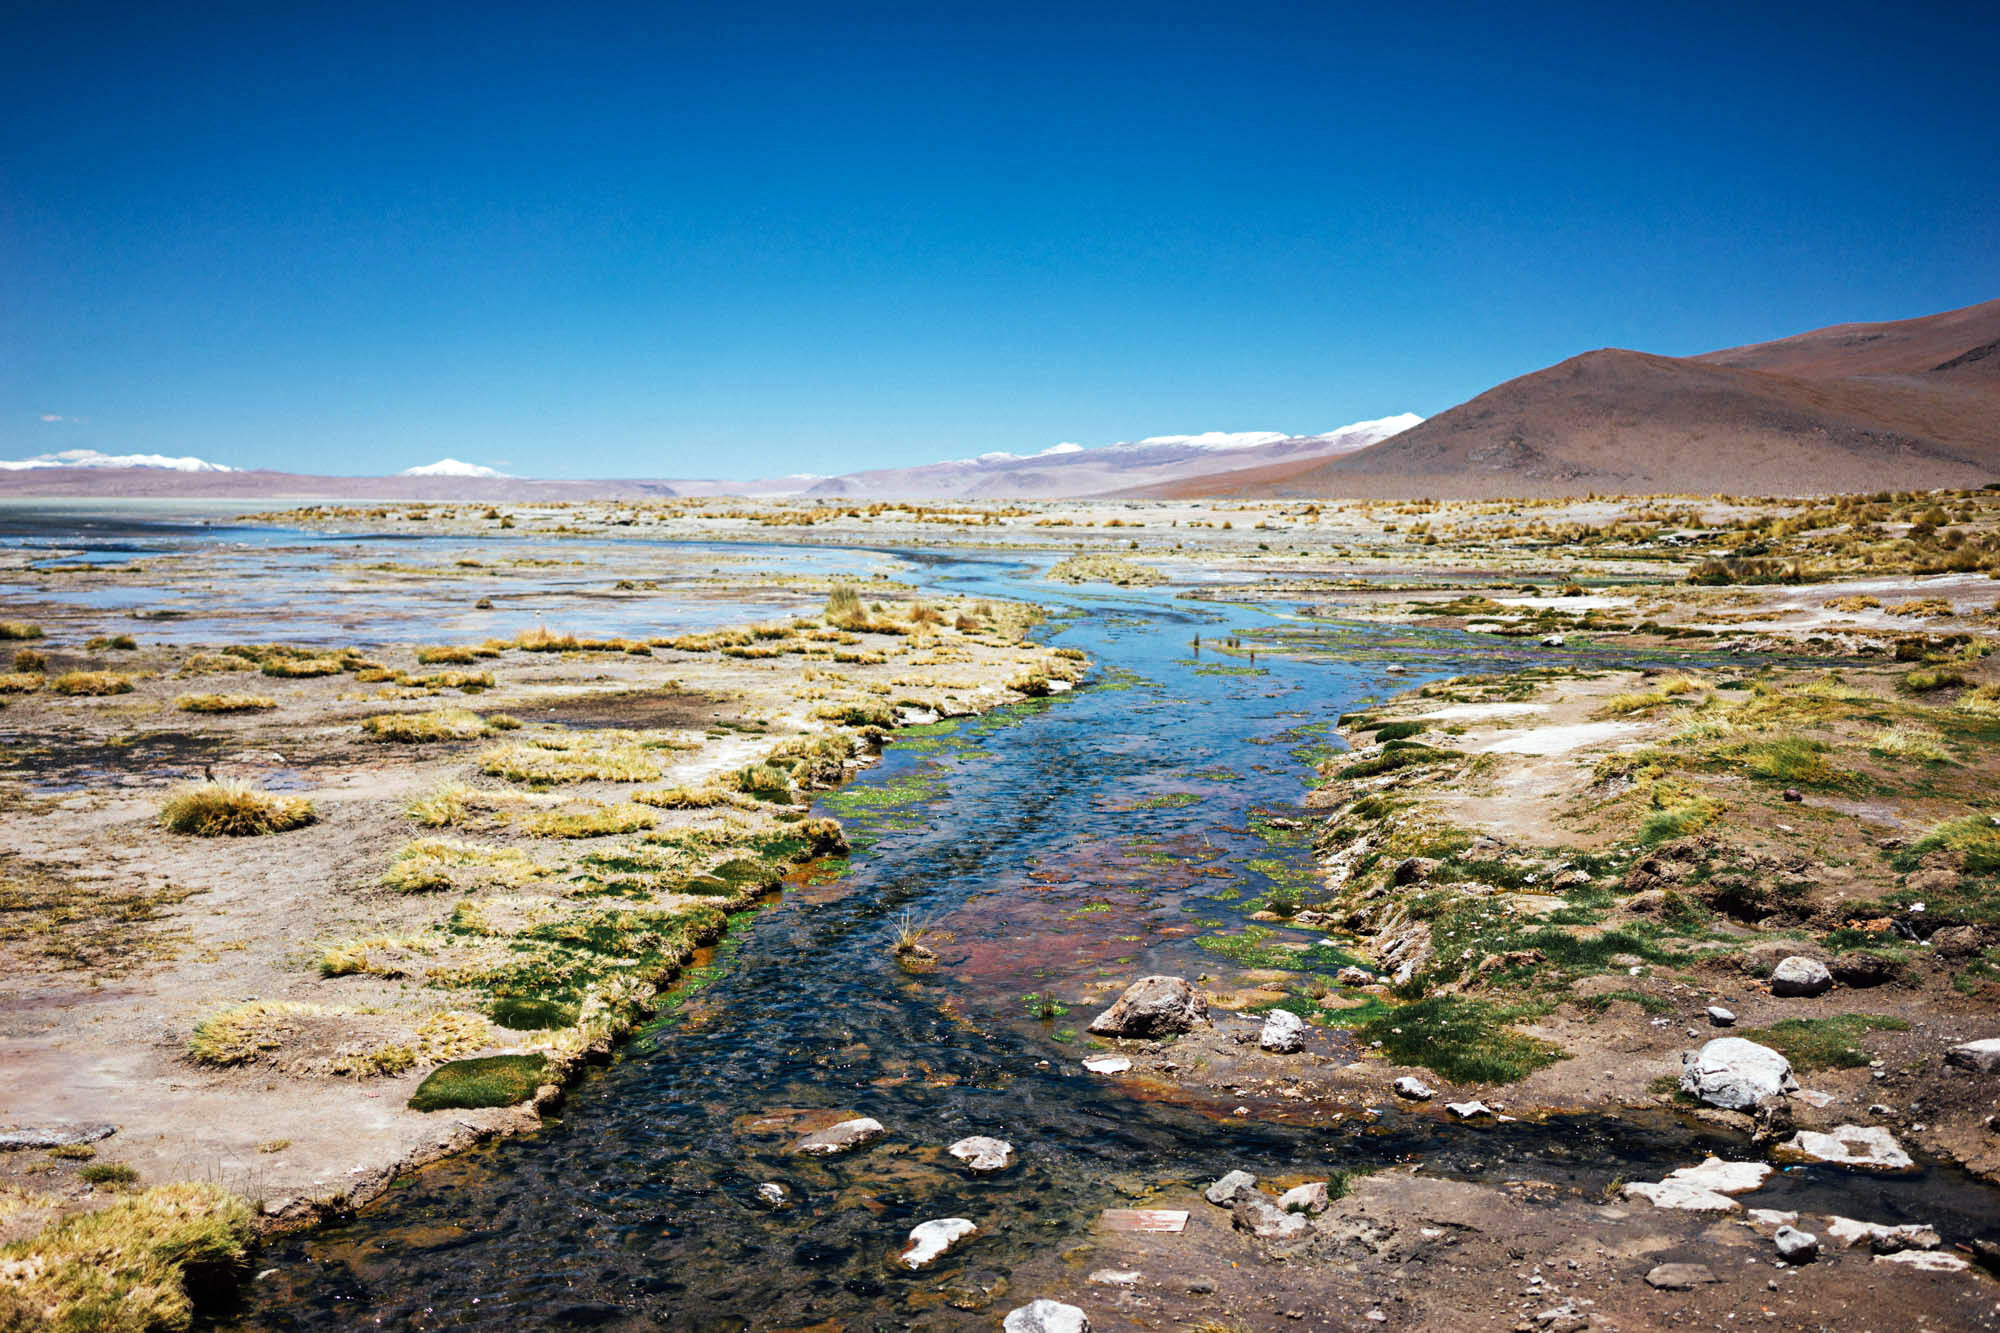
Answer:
(4, 1, 1996, 478)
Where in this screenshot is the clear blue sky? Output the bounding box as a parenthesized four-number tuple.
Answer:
(4, 1, 1996, 478)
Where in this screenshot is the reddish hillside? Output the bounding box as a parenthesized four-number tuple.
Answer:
(1138, 299, 2000, 500)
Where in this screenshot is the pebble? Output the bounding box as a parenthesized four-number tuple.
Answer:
(1705, 1006, 1735, 1027)
(1003, 1300, 1091, 1333)
(1446, 1100, 1492, 1120)
(1393, 1076, 1436, 1101)
(899, 1218, 978, 1270)
(1204, 1170, 1257, 1205)
(947, 1135, 1015, 1173)
(1644, 1262, 1719, 1290)
(754, 1182, 789, 1207)
(1773, 1226, 1819, 1264)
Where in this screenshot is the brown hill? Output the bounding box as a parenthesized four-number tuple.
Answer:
(1142, 299, 2000, 501)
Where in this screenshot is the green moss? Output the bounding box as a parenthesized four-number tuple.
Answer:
(1356, 995, 1563, 1084)
(408, 1054, 549, 1111)
(1335, 742, 1454, 780)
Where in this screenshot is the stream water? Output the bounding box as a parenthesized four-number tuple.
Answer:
(174, 545, 1999, 1330)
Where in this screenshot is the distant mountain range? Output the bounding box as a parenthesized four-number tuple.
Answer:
(6, 298, 1995, 503)
(0, 417, 1422, 501)
(1142, 297, 2000, 500)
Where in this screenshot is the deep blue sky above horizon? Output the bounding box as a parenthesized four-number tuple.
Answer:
(3, 1, 1996, 479)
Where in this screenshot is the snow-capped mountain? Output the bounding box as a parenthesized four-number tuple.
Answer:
(774, 413, 1423, 499)
(400, 459, 512, 478)
(0, 448, 235, 473)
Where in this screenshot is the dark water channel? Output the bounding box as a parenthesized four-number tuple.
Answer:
(180, 547, 1994, 1330)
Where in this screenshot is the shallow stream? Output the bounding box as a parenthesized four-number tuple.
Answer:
(186, 545, 2000, 1329)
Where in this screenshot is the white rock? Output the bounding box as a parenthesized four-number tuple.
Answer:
(1086, 1269, 1141, 1287)
(793, 1117, 886, 1155)
(1947, 1037, 2000, 1073)
(1824, 1216, 1940, 1250)
(1446, 1101, 1492, 1120)
(1746, 1208, 1800, 1227)
(1663, 1156, 1772, 1196)
(1259, 1008, 1308, 1053)
(899, 1217, 978, 1270)
(1775, 1125, 1915, 1173)
(1679, 1037, 1798, 1110)
(1706, 1006, 1736, 1027)
(1278, 1181, 1330, 1214)
(1004, 1299, 1091, 1333)
(1336, 966, 1376, 987)
(755, 1182, 788, 1206)
(1204, 1170, 1257, 1205)
(1081, 1055, 1131, 1075)
(947, 1136, 1015, 1173)
(1874, 1250, 1969, 1272)
(1623, 1180, 1742, 1213)
(1086, 976, 1208, 1037)
(1773, 1226, 1819, 1263)
(1769, 956, 1833, 997)
(1393, 1076, 1436, 1101)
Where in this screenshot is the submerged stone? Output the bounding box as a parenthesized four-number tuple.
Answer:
(947, 1136, 1015, 1173)
(794, 1116, 886, 1156)
(899, 1217, 978, 1270)
(1003, 1299, 1091, 1333)
(1774, 1125, 1915, 1173)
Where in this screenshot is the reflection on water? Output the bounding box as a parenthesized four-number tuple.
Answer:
(213, 552, 2000, 1330)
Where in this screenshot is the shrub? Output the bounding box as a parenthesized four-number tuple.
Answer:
(408, 1054, 548, 1111)
(408, 781, 474, 827)
(12, 648, 47, 671)
(178, 651, 258, 675)
(176, 693, 278, 713)
(812, 700, 897, 728)
(86, 634, 138, 651)
(0, 672, 44, 693)
(0, 621, 44, 640)
(188, 1000, 320, 1064)
(1901, 666, 1967, 693)
(77, 1162, 139, 1187)
(50, 670, 133, 696)
(416, 644, 481, 664)
(160, 780, 315, 836)
(733, 763, 795, 803)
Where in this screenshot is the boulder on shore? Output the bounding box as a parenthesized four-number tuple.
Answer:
(1774, 1125, 1916, 1173)
(1087, 976, 1209, 1038)
(1769, 955, 1833, 997)
(1679, 1038, 1797, 1111)
(1259, 1009, 1307, 1053)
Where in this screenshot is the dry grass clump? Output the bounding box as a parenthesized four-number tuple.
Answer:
(628, 785, 758, 810)
(1957, 683, 2000, 717)
(1045, 553, 1166, 586)
(1869, 725, 1952, 763)
(86, 634, 138, 651)
(362, 707, 495, 742)
(0, 672, 44, 694)
(407, 669, 497, 691)
(160, 780, 315, 836)
(1600, 673, 1704, 716)
(0, 1181, 254, 1333)
(12, 648, 47, 671)
(825, 584, 868, 629)
(260, 655, 346, 678)
(407, 781, 476, 827)
(178, 651, 259, 675)
(476, 729, 681, 784)
(318, 939, 404, 977)
(513, 625, 638, 654)
(1888, 597, 1955, 619)
(379, 839, 546, 892)
(1823, 594, 1882, 612)
(519, 801, 658, 838)
(188, 1000, 322, 1065)
(176, 692, 278, 713)
(416, 643, 499, 664)
(0, 621, 44, 641)
(49, 669, 134, 696)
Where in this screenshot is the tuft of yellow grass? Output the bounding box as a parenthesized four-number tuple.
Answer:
(175, 692, 278, 713)
(519, 801, 658, 838)
(0, 1182, 254, 1332)
(361, 707, 492, 742)
(379, 838, 546, 892)
(0, 672, 44, 694)
(49, 669, 134, 696)
(159, 780, 315, 836)
(188, 1000, 322, 1065)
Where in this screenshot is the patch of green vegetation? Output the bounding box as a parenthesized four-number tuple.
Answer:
(1723, 735, 1843, 789)
(487, 997, 579, 1030)
(1367, 721, 1426, 742)
(1334, 741, 1455, 781)
(408, 1054, 549, 1111)
(76, 1162, 139, 1187)
(1355, 995, 1563, 1084)
(1735, 1015, 1909, 1071)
